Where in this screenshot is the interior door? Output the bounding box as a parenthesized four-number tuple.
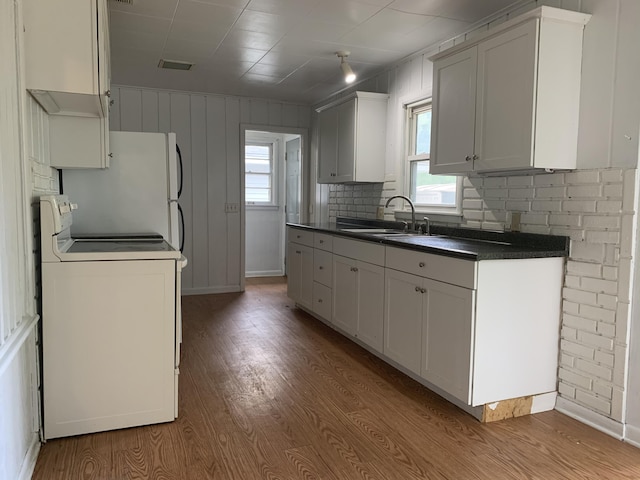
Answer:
(285, 137, 301, 224)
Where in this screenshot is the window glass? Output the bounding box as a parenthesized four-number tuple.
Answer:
(245, 143, 273, 204)
(407, 102, 459, 211)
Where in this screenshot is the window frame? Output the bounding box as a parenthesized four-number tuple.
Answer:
(404, 98, 462, 216)
(245, 141, 276, 207)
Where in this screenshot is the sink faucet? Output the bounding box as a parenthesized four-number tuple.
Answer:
(385, 195, 416, 231)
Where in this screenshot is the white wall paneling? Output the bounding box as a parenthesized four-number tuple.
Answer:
(1, 0, 55, 477)
(110, 86, 311, 294)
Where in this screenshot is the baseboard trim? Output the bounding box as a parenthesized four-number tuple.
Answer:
(0, 314, 39, 378)
(182, 286, 242, 296)
(246, 270, 284, 278)
(624, 425, 640, 448)
(555, 397, 624, 439)
(17, 433, 40, 480)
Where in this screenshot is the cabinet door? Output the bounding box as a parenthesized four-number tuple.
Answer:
(430, 46, 477, 174)
(421, 279, 474, 404)
(287, 242, 313, 309)
(335, 99, 356, 182)
(317, 108, 338, 183)
(332, 255, 358, 335)
(384, 269, 423, 375)
(474, 20, 537, 172)
(355, 261, 384, 352)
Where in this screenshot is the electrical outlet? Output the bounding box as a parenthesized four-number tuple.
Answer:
(376, 206, 384, 220)
(225, 203, 239, 213)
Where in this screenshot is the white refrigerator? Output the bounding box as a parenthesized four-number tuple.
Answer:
(62, 131, 183, 251)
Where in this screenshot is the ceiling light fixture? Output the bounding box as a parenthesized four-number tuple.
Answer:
(336, 51, 356, 84)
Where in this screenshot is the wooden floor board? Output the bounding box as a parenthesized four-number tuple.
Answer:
(32, 277, 640, 479)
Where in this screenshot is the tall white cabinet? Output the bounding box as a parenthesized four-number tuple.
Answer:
(316, 92, 388, 183)
(430, 7, 591, 175)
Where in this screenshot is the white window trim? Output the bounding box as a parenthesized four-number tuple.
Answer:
(245, 141, 277, 207)
(402, 98, 463, 217)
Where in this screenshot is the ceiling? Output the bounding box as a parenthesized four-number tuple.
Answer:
(109, 0, 525, 105)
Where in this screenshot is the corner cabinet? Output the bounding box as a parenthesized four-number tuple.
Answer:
(23, 0, 111, 168)
(316, 92, 388, 183)
(430, 7, 590, 175)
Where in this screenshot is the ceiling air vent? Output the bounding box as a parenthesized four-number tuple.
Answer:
(158, 59, 194, 71)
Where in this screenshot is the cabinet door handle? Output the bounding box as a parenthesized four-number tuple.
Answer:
(418, 262, 426, 268)
(295, 250, 301, 254)
(319, 266, 324, 270)
(421, 288, 427, 294)
(319, 239, 324, 244)
(296, 235, 301, 239)
(415, 286, 421, 292)
(465, 155, 472, 161)
(351, 267, 358, 272)
(318, 299, 323, 303)
(105, 90, 111, 97)
(472, 154, 479, 160)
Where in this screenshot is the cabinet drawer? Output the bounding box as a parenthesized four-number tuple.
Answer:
(385, 247, 476, 289)
(333, 236, 385, 266)
(313, 282, 332, 321)
(314, 249, 333, 287)
(314, 232, 333, 251)
(288, 227, 314, 247)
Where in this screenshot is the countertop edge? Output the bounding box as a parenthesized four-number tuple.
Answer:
(286, 222, 570, 261)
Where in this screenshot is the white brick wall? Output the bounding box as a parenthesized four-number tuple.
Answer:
(335, 167, 636, 421)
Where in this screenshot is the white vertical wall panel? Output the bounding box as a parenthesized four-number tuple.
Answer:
(190, 96, 209, 289)
(118, 88, 143, 132)
(225, 97, 242, 288)
(108, 88, 120, 131)
(141, 90, 159, 133)
(111, 86, 310, 293)
(206, 96, 228, 287)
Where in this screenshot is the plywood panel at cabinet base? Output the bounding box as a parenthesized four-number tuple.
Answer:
(482, 391, 558, 422)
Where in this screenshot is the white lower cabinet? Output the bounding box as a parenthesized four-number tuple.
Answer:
(333, 254, 384, 351)
(383, 269, 424, 375)
(421, 278, 474, 404)
(286, 241, 313, 310)
(384, 268, 474, 403)
(312, 281, 332, 321)
(288, 229, 563, 410)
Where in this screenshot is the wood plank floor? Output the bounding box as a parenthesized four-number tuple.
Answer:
(33, 277, 640, 479)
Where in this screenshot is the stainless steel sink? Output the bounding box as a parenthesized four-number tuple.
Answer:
(339, 228, 406, 234)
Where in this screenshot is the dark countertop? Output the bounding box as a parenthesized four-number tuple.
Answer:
(287, 217, 569, 261)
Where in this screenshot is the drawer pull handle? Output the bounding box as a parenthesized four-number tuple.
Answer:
(296, 235, 301, 239)
(296, 250, 301, 254)
(319, 266, 324, 270)
(419, 262, 426, 268)
(465, 155, 471, 162)
(318, 299, 323, 303)
(319, 240, 324, 244)
(351, 267, 358, 272)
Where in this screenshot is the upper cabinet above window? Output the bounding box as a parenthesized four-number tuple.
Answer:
(429, 7, 591, 176)
(23, 0, 111, 118)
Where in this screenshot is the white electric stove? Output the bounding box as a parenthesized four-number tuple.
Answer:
(40, 195, 186, 440)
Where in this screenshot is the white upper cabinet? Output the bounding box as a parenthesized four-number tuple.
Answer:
(23, 0, 111, 117)
(430, 7, 591, 175)
(316, 92, 388, 183)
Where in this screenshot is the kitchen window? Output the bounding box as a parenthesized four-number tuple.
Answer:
(406, 100, 460, 213)
(245, 143, 274, 205)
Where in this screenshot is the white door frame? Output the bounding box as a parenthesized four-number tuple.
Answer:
(239, 124, 308, 291)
